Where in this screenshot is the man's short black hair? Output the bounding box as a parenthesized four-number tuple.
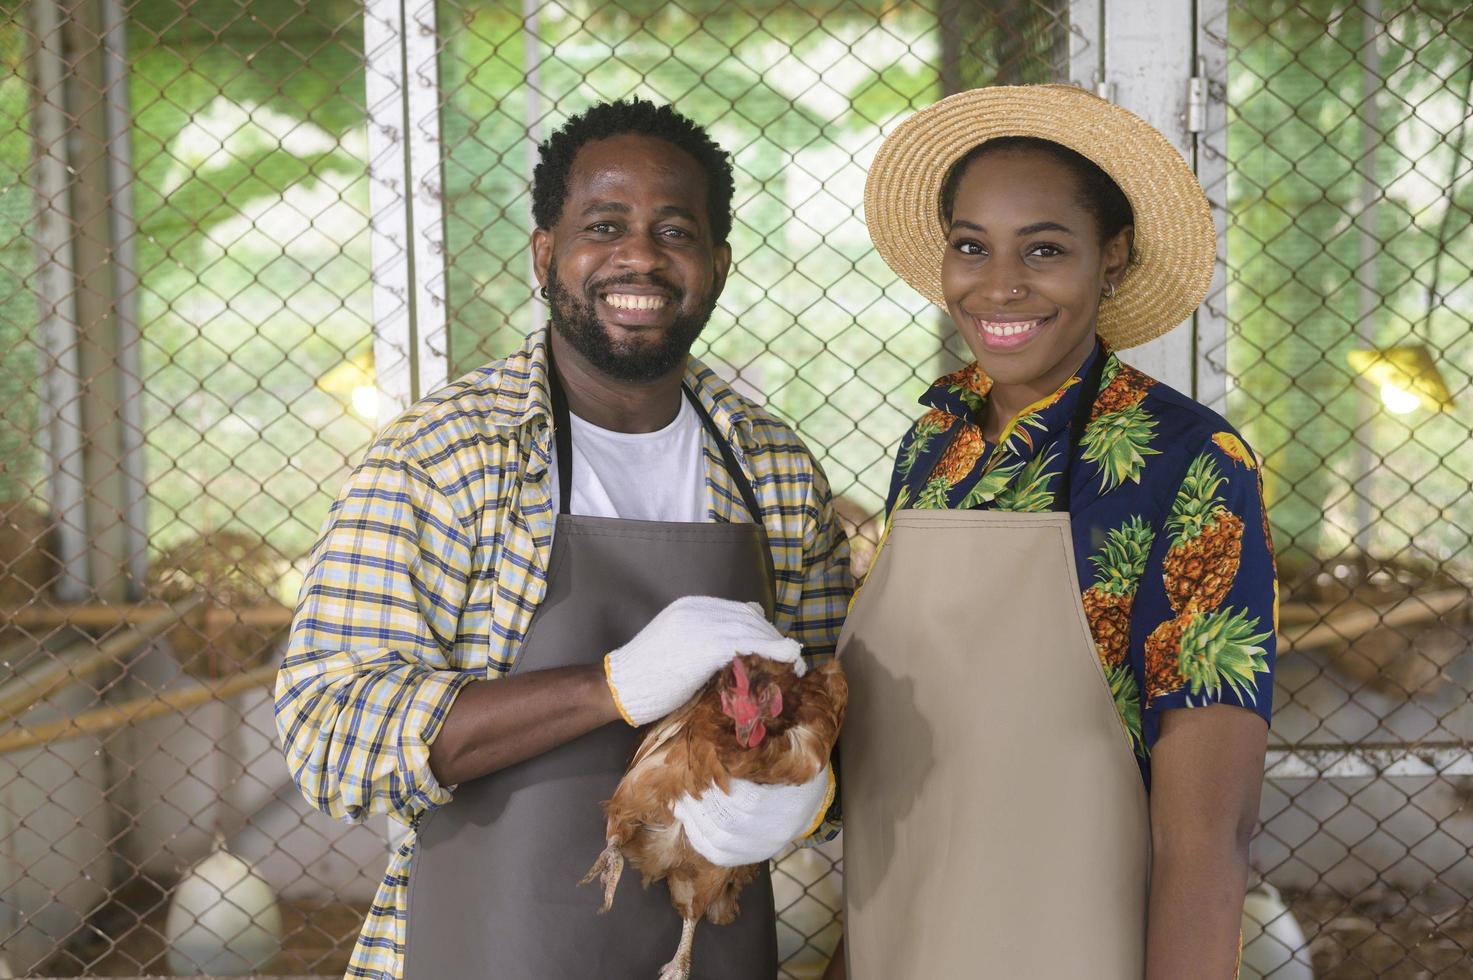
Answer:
(531, 98, 735, 245)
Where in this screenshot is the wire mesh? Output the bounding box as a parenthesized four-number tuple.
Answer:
(1226, 3, 1473, 976)
(0, 0, 1468, 977)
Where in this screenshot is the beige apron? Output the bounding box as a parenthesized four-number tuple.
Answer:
(838, 354, 1150, 977)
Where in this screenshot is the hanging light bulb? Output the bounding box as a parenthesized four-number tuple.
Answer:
(1378, 380, 1420, 415)
(351, 384, 380, 420)
(1348, 344, 1455, 415)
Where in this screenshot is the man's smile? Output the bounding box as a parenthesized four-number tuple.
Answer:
(602, 292, 670, 311)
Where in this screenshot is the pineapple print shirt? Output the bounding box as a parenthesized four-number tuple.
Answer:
(885, 340, 1276, 790)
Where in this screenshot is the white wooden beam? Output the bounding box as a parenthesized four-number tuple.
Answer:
(406, 0, 449, 394)
(1068, 0, 1102, 92)
(364, 0, 415, 427)
(1267, 744, 1473, 780)
(1103, 0, 1196, 395)
(1193, 0, 1230, 413)
(522, 0, 545, 328)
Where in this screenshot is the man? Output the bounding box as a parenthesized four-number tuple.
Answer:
(275, 98, 850, 980)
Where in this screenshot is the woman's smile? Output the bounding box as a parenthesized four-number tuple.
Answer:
(967, 312, 1056, 352)
(940, 148, 1131, 435)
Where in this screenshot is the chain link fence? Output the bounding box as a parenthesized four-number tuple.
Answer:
(0, 0, 1468, 976)
(1227, 3, 1473, 976)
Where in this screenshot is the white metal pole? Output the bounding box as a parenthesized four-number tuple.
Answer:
(29, 0, 88, 601)
(523, 0, 544, 330)
(1353, 0, 1382, 556)
(407, 0, 450, 394)
(100, 0, 148, 595)
(364, 0, 415, 427)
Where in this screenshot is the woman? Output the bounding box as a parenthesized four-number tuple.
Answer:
(827, 85, 1275, 978)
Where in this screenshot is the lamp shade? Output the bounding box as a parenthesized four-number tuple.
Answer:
(1347, 344, 1455, 413)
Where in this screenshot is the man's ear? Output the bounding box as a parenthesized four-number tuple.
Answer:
(711, 240, 732, 302)
(532, 227, 553, 288)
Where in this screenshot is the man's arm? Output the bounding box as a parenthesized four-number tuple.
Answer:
(1145, 704, 1267, 979)
(427, 666, 619, 785)
(275, 445, 496, 825)
(275, 435, 802, 823)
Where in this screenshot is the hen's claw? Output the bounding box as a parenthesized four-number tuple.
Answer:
(579, 842, 625, 913)
(658, 916, 697, 980)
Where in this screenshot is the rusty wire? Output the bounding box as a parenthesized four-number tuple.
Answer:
(0, 0, 1469, 977)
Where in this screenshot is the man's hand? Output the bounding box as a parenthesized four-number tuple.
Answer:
(604, 596, 802, 726)
(672, 765, 834, 867)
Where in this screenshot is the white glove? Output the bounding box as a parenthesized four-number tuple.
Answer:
(672, 765, 835, 868)
(604, 596, 802, 726)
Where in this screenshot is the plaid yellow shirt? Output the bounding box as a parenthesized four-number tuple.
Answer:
(274, 328, 852, 979)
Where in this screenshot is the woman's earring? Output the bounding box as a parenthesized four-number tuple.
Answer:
(1102, 281, 1116, 299)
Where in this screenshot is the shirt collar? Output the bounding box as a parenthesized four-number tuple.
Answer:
(484, 327, 753, 447)
(918, 337, 1112, 451)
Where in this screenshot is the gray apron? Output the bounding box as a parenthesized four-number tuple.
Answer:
(404, 369, 780, 979)
(838, 352, 1151, 977)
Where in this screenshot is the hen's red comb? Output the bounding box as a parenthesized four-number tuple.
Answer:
(730, 656, 751, 696)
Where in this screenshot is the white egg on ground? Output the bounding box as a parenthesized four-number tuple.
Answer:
(164, 841, 282, 976)
(1240, 882, 1314, 980)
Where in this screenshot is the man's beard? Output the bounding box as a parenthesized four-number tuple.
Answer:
(545, 260, 716, 383)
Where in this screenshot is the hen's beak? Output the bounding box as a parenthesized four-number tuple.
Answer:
(735, 719, 765, 748)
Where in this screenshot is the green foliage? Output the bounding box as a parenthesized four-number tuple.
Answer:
(1227, 2, 1473, 578)
(5, 0, 1467, 599)
(0, 14, 37, 504)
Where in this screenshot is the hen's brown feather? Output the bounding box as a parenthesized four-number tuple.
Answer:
(593, 656, 847, 928)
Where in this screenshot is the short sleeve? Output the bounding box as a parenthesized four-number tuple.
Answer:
(1137, 431, 1277, 731)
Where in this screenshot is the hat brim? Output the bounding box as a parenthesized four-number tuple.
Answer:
(863, 85, 1216, 350)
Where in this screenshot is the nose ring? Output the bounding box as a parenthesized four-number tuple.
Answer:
(1010, 287, 1022, 296)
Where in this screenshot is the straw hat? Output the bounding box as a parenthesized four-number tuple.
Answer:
(864, 84, 1216, 349)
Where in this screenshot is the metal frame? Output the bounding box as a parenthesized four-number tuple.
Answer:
(29, 0, 88, 601)
(1192, 0, 1230, 413)
(1068, 0, 1229, 406)
(365, 0, 450, 427)
(101, 0, 148, 595)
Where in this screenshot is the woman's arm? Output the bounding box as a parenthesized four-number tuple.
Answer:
(1145, 703, 1267, 979)
(822, 937, 846, 979)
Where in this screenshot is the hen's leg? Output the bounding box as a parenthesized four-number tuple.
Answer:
(578, 841, 625, 913)
(657, 916, 697, 980)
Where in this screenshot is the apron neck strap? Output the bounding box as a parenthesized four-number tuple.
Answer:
(1050, 345, 1109, 513)
(546, 347, 764, 523)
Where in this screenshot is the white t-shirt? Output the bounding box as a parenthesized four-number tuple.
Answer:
(549, 394, 710, 523)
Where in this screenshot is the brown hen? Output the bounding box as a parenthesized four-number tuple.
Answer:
(581, 653, 847, 980)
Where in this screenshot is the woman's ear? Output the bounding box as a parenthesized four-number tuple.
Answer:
(1102, 225, 1134, 288)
